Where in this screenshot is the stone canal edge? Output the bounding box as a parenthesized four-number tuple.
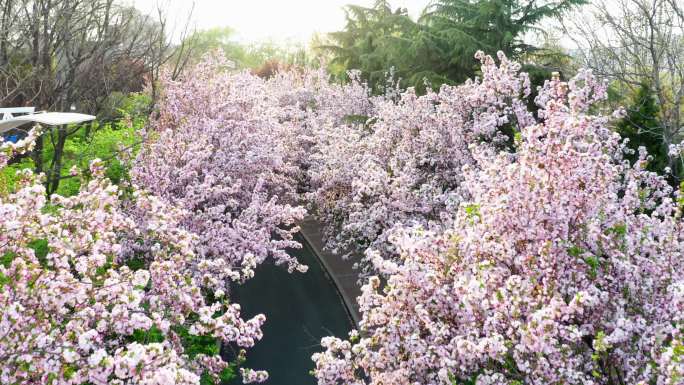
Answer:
(298, 216, 362, 326)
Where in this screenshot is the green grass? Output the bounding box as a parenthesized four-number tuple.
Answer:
(1, 92, 149, 197)
(41, 120, 141, 196)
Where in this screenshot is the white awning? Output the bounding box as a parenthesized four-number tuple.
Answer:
(0, 112, 96, 134)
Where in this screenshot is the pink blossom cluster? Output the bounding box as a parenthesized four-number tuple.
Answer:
(1, 134, 267, 384)
(312, 64, 684, 384)
(131, 54, 319, 286)
(251, 66, 376, 191)
(0, 124, 45, 167)
(306, 52, 535, 275)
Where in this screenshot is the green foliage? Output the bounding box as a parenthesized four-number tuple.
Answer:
(607, 223, 627, 238)
(448, 372, 481, 385)
(100, 92, 153, 125)
(0, 157, 33, 196)
(42, 121, 139, 196)
(0, 252, 15, 268)
(125, 287, 236, 384)
(0, 269, 10, 289)
(46, 372, 58, 385)
(63, 365, 77, 379)
(342, 114, 371, 126)
(201, 367, 237, 385)
(125, 257, 146, 271)
(584, 256, 599, 280)
(130, 326, 165, 344)
(423, 0, 584, 72)
(122, 271, 236, 384)
(322, 0, 585, 94)
(168, 316, 238, 385)
(28, 239, 49, 267)
(321, 1, 421, 93)
(617, 83, 673, 177)
(174, 324, 221, 359)
(567, 245, 585, 258)
(464, 203, 481, 219)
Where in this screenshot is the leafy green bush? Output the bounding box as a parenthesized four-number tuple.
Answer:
(0, 157, 32, 197)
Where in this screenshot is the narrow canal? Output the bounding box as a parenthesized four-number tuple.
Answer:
(226, 233, 353, 385)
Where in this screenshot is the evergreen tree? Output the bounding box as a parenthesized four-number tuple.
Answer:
(617, 83, 671, 176)
(420, 0, 586, 83)
(323, 0, 586, 93)
(320, 1, 418, 93)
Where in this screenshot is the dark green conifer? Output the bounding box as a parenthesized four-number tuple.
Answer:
(617, 83, 669, 175)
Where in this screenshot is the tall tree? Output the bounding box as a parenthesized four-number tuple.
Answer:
(565, 0, 684, 182)
(617, 83, 671, 176)
(322, 0, 585, 93)
(319, 1, 419, 92)
(0, 0, 192, 195)
(420, 0, 586, 83)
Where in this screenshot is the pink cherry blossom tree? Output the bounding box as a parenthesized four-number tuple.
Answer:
(1, 128, 268, 384)
(312, 62, 684, 384)
(306, 53, 535, 275)
(131, 54, 311, 287)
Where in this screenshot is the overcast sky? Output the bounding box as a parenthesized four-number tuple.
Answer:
(131, 0, 431, 44)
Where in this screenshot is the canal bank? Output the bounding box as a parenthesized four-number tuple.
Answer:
(298, 216, 362, 325)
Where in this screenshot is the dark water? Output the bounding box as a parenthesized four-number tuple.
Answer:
(226, 234, 353, 385)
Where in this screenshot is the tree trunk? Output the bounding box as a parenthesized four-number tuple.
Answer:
(32, 135, 43, 174)
(0, 0, 13, 66)
(46, 125, 67, 196)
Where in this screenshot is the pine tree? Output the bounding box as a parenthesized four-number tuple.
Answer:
(319, 1, 418, 93)
(617, 83, 670, 175)
(322, 0, 585, 94)
(420, 0, 586, 83)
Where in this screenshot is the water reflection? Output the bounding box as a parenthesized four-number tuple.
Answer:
(226, 234, 353, 385)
